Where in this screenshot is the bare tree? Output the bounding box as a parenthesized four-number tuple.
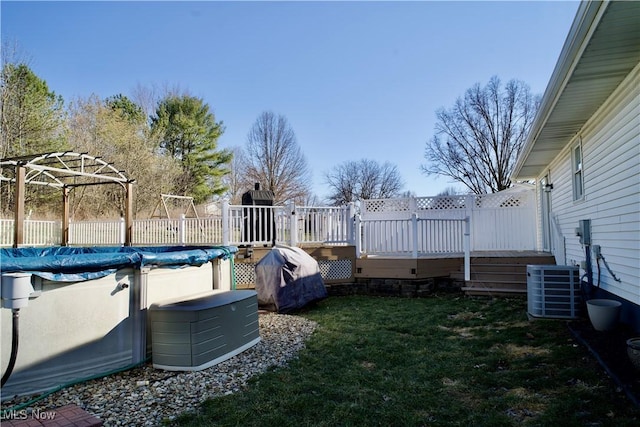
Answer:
(131, 82, 189, 124)
(220, 146, 247, 204)
(324, 159, 404, 205)
(66, 95, 180, 218)
(437, 186, 464, 197)
(242, 111, 311, 204)
(421, 76, 539, 194)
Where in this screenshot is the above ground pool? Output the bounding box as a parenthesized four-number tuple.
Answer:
(0, 245, 238, 398)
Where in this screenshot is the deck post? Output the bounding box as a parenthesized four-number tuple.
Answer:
(221, 200, 230, 246)
(289, 202, 298, 247)
(347, 202, 355, 245)
(464, 216, 471, 281)
(355, 214, 362, 258)
(411, 212, 419, 258)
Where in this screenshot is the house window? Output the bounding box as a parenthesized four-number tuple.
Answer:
(572, 142, 584, 200)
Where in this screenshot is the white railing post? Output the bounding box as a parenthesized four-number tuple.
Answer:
(411, 212, 419, 258)
(409, 196, 418, 213)
(464, 216, 471, 281)
(347, 202, 355, 245)
(222, 200, 230, 246)
(355, 214, 362, 258)
(178, 214, 186, 246)
(119, 218, 125, 246)
(289, 202, 298, 247)
(465, 194, 474, 251)
(68, 220, 74, 246)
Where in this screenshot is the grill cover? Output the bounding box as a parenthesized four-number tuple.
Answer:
(255, 245, 327, 313)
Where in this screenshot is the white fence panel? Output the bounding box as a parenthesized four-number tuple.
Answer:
(362, 188, 537, 253)
(471, 191, 536, 251)
(25, 220, 62, 246)
(132, 218, 180, 246)
(70, 219, 123, 246)
(1, 219, 14, 246)
(418, 219, 466, 253)
(0, 219, 62, 247)
(295, 206, 353, 245)
(361, 219, 413, 256)
(181, 216, 223, 245)
(361, 218, 467, 257)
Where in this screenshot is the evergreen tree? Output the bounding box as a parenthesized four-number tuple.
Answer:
(151, 95, 231, 203)
(0, 63, 67, 158)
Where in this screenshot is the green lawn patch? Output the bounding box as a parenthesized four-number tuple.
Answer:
(174, 295, 639, 426)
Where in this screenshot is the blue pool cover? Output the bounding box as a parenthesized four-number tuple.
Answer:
(0, 246, 238, 281)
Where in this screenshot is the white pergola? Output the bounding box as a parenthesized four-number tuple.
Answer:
(0, 152, 135, 247)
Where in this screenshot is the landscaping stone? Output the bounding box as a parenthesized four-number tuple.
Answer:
(1, 313, 317, 427)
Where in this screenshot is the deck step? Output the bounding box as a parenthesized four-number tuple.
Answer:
(461, 286, 527, 296)
(458, 256, 556, 296)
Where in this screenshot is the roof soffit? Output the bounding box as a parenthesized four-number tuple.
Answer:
(513, 1, 640, 179)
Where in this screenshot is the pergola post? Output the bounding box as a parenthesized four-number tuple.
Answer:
(125, 182, 134, 246)
(12, 165, 25, 248)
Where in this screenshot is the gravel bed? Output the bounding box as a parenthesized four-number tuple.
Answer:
(2, 312, 317, 426)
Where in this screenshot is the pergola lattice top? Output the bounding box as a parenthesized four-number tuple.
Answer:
(0, 151, 132, 188)
(1, 152, 134, 247)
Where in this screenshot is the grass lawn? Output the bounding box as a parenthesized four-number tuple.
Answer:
(174, 295, 639, 426)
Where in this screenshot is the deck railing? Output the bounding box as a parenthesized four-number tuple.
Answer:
(360, 189, 536, 252)
(357, 214, 468, 256)
(0, 204, 356, 247)
(1, 188, 535, 278)
(222, 203, 355, 247)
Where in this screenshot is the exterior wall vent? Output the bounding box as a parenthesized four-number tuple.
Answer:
(527, 265, 581, 319)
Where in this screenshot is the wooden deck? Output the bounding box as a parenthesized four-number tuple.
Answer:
(235, 247, 556, 295)
(356, 251, 553, 277)
(355, 251, 556, 296)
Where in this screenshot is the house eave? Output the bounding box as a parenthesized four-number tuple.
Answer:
(512, 0, 640, 181)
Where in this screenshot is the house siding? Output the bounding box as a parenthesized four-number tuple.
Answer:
(541, 63, 639, 305)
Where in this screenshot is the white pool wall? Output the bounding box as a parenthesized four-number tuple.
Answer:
(1, 257, 233, 399)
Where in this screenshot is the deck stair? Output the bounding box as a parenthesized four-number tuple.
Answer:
(455, 253, 556, 296)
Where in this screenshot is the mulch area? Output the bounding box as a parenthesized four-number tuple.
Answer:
(568, 318, 640, 408)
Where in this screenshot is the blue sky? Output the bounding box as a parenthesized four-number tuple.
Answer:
(2, 1, 580, 201)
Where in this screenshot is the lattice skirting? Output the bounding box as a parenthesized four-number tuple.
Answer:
(234, 259, 353, 286)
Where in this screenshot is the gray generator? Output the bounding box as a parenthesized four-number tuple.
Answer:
(149, 290, 260, 371)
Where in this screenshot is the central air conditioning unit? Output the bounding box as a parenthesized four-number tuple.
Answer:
(527, 265, 581, 319)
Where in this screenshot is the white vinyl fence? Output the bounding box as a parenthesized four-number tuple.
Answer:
(359, 188, 537, 253)
(0, 219, 61, 247)
(1, 188, 537, 268)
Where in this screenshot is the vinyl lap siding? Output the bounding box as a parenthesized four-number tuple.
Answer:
(544, 64, 639, 304)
